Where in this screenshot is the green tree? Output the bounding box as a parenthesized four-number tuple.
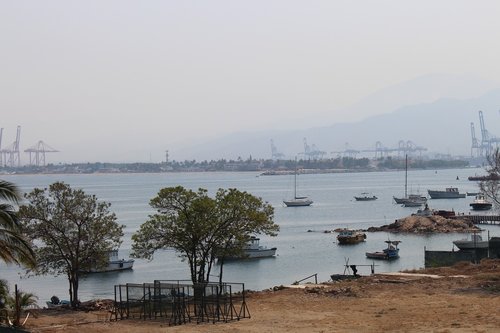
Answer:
(131, 186, 279, 285)
(0, 180, 36, 268)
(480, 148, 500, 208)
(18, 182, 124, 308)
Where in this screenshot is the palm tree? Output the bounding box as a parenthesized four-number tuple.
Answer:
(9, 288, 38, 326)
(0, 279, 10, 325)
(0, 180, 36, 268)
(0, 280, 38, 327)
(0, 279, 9, 309)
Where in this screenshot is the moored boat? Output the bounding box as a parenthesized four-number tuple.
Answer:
(354, 193, 377, 201)
(402, 199, 424, 207)
(393, 155, 427, 205)
(223, 236, 277, 260)
(433, 209, 456, 218)
(428, 187, 466, 199)
(366, 241, 401, 260)
(283, 158, 312, 207)
(394, 194, 427, 205)
(412, 204, 433, 217)
(283, 196, 313, 207)
(82, 250, 134, 273)
(336, 229, 367, 244)
(453, 233, 489, 250)
(469, 193, 492, 211)
(468, 173, 500, 181)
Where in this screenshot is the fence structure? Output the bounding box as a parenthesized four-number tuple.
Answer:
(112, 280, 249, 326)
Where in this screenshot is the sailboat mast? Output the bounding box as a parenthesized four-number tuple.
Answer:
(404, 154, 408, 198)
(294, 158, 298, 199)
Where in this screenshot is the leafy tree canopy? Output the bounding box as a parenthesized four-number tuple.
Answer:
(131, 186, 279, 284)
(480, 148, 500, 209)
(18, 182, 124, 307)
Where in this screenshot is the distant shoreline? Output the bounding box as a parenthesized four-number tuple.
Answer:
(0, 165, 480, 177)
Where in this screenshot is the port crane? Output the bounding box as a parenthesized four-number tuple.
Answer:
(24, 140, 59, 166)
(0, 126, 21, 167)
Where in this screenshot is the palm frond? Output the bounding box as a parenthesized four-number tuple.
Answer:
(0, 181, 21, 204)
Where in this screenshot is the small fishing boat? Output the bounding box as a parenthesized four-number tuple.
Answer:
(453, 233, 489, 250)
(82, 250, 134, 273)
(354, 193, 378, 201)
(336, 229, 367, 245)
(223, 236, 277, 260)
(469, 193, 492, 211)
(412, 204, 433, 217)
(366, 241, 401, 260)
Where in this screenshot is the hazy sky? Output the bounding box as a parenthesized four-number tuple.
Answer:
(2, 1, 500, 163)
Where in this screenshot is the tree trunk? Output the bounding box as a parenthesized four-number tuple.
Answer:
(70, 272, 79, 308)
(218, 259, 224, 294)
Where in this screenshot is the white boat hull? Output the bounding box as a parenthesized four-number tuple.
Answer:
(220, 236, 277, 260)
(86, 259, 134, 273)
(283, 198, 313, 207)
(242, 248, 277, 258)
(452, 240, 489, 250)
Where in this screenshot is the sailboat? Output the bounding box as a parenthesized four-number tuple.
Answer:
(393, 155, 427, 206)
(283, 159, 313, 207)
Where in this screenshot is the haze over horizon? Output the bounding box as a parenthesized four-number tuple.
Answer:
(2, 1, 500, 163)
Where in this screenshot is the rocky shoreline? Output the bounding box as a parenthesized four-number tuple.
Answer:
(367, 214, 479, 233)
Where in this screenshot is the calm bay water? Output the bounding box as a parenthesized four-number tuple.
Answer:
(1, 167, 499, 303)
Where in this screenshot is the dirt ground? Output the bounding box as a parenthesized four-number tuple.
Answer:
(23, 259, 500, 333)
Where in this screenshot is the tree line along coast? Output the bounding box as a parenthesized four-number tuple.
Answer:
(0, 179, 278, 329)
(0, 157, 470, 174)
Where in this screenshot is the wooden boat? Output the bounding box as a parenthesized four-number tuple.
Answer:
(469, 193, 492, 211)
(366, 241, 401, 260)
(433, 209, 456, 218)
(337, 229, 366, 245)
(354, 193, 377, 201)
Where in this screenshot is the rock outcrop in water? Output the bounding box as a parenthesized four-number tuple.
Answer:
(367, 215, 479, 233)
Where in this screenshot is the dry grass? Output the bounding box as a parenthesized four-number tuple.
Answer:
(24, 259, 500, 333)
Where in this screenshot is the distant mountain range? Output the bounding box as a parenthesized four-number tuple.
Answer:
(172, 74, 500, 161)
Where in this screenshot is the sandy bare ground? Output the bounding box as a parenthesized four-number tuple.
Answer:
(23, 259, 500, 333)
